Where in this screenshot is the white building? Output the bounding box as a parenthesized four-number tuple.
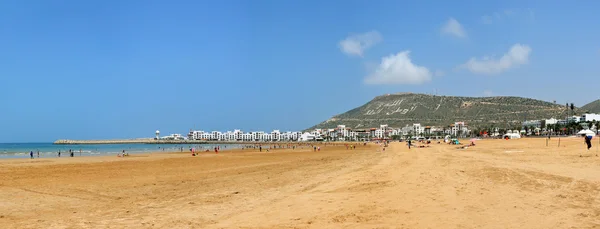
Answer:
(543, 118, 559, 126)
(413, 123, 424, 136)
(582, 113, 600, 122)
(299, 132, 322, 141)
(371, 124, 394, 139)
(161, 134, 186, 140)
(311, 129, 323, 138)
(450, 122, 468, 137)
(187, 129, 302, 142)
(336, 125, 349, 140)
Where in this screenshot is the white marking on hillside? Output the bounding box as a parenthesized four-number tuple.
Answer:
(384, 99, 404, 107)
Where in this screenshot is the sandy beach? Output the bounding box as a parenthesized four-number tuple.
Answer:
(1, 138, 600, 228)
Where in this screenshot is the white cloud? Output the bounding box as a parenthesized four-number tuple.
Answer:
(338, 31, 382, 57)
(459, 44, 532, 75)
(441, 18, 466, 38)
(434, 70, 445, 77)
(483, 90, 493, 96)
(364, 51, 432, 85)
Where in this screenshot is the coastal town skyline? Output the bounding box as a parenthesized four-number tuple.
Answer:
(151, 111, 600, 142)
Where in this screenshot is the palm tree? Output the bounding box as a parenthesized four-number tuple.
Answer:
(570, 103, 575, 113)
(566, 102, 570, 125)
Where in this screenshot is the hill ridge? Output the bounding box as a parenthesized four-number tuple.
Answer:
(309, 93, 579, 130)
(582, 99, 600, 113)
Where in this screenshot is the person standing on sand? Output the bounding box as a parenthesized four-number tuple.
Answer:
(585, 135, 592, 150)
(58, 150, 61, 157)
(30, 151, 34, 159)
(407, 139, 412, 149)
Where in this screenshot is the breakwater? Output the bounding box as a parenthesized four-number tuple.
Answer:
(53, 139, 308, 145)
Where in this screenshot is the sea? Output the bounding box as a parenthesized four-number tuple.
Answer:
(0, 143, 244, 159)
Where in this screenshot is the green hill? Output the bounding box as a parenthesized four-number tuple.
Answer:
(581, 99, 600, 113)
(309, 93, 580, 130)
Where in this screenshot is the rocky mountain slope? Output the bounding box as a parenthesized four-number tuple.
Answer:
(309, 93, 579, 130)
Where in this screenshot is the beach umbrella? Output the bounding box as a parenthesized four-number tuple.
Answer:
(577, 129, 595, 137)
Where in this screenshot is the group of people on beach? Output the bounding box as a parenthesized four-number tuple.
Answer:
(185, 142, 363, 157)
(30, 149, 76, 159)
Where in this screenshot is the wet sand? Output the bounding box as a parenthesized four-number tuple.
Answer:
(1, 138, 599, 228)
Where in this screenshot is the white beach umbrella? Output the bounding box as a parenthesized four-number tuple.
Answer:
(577, 129, 595, 136)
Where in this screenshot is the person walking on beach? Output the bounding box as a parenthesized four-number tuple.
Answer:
(407, 139, 412, 149)
(585, 135, 592, 150)
(30, 151, 34, 159)
(58, 150, 61, 157)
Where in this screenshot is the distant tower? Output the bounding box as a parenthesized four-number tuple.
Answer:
(155, 130, 160, 140)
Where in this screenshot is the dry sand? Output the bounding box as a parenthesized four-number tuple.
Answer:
(1, 138, 600, 228)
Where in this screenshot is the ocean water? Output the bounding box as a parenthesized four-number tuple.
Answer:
(0, 143, 243, 159)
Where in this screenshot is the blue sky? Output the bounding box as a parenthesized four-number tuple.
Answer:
(1, 0, 599, 142)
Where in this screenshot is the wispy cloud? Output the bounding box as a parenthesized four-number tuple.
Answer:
(481, 9, 534, 24)
(338, 31, 383, 57)
(441, 18, 467, 38)
(364, 51, 432, 85)
(458, 44, 532, 75)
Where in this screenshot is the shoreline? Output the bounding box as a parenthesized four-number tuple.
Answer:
(0, 143, 352, 164)
(2, 142, 350, 159)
